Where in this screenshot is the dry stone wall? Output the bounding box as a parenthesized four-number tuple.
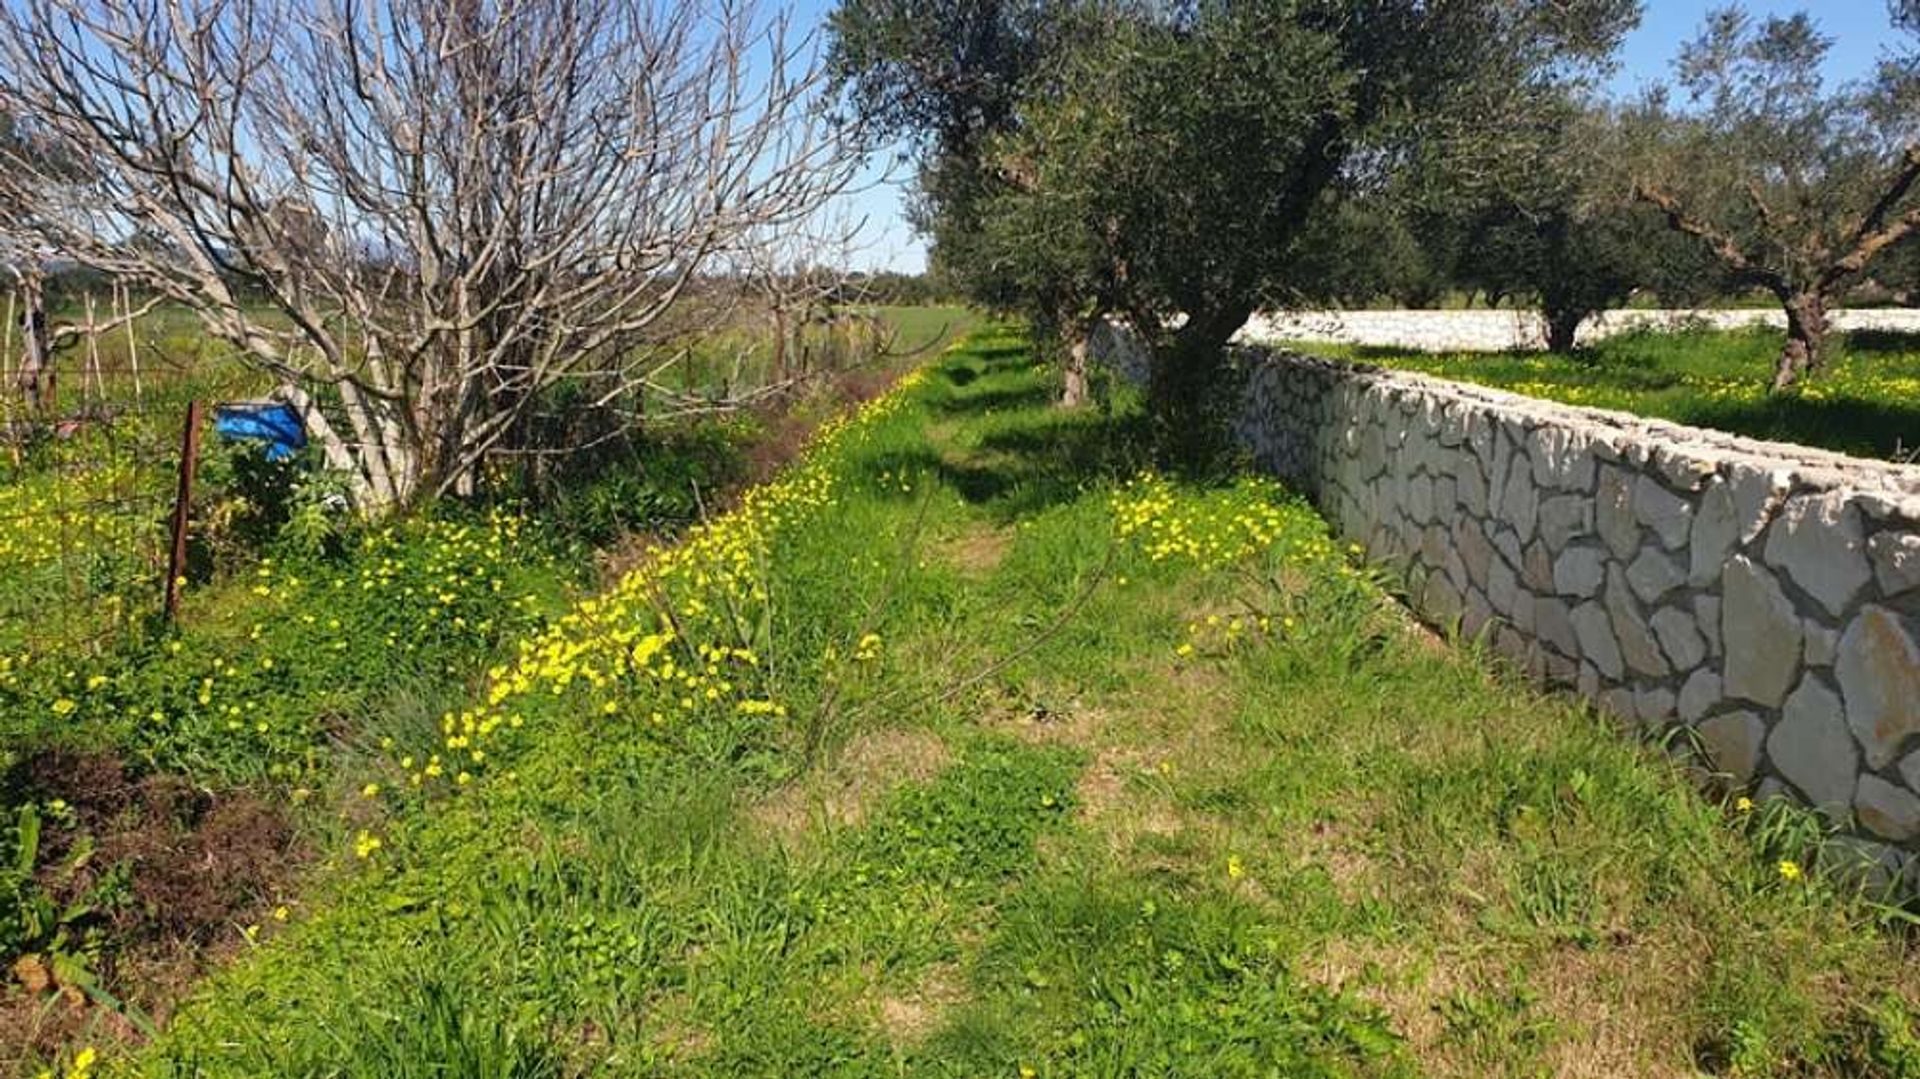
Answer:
(1242, 308, 1920, 353)
(1091, 323, 1920, 887)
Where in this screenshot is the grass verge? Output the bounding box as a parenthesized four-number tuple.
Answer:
(67, 327, 1919, 1078)
(1287, 327, 1920, 461)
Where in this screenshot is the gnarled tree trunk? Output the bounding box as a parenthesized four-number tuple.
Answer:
(1543, 303, 1586, 354)
(1146, 303, 1248, 464)
(1059, 323, 1090, 407)
(1773, 291, 1830, 391)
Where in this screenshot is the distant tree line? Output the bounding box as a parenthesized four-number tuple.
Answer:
(829, 0, 1920, 452)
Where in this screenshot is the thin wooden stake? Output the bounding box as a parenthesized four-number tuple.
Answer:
(2, 287, 13, 392)
(163, 400, 204, 623)
(119, 283, 141, 404)
(84, 292, 102, 408)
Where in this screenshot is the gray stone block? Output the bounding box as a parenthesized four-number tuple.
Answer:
(1867, 530, 1920, 598)
(1834, 605, 1920, 770)
(1689, 478, 1739, 588)
(1572, 601, 1624, 680)
(1596, 466, 1640, 559)
(1770, 676, 1860, 815)
(1607, 566, 1671, 679)
(1678, 669, 1723, 722)
(1651, 607, 1708, 671)
(1722, 556, 1802, 708)
(1855, 774, 1920, 842)
(1700, 711, 1767, 785)
(1537, 494, 1593, 552)
(1763, 491, 1871, 618)
(1553, 545, 1607, 599)
(1627, 546, 1687, 604)
(1634, 475, 1694, 550)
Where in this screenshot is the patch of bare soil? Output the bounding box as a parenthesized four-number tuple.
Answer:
(1285, 808, 1381, 902)
(641, 992, 715, 1065)
(749, 728, 953, 845)
(1071, 747, 1185, 856)
(980, 694, 1110, 748)
(0, 749, 302, 1069)
(1306, 935, 1699, 1079)
(936, 524, 1011, 577)
(872, 962, 967, 1047)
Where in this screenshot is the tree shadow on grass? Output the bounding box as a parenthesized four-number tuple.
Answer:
(1844, 329, 1920, 356)
(930, 382, 1060, 417)
(851, 363, 1155, 525)
(1677, 396, 1920, 460)
(941, 407, 1155, 523)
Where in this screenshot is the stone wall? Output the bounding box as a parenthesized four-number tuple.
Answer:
(1092, 323, 1920, 886)
(1241, 308, 1920, 353)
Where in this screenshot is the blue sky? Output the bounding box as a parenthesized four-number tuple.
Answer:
(833, 1, 1907, 273)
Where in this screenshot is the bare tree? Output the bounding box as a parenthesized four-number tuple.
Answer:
(1630, 8, 1920, 390)
(734, 212, 868, 383)
(0, 0, 866, 506)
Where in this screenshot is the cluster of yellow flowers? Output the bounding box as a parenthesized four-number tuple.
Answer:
(1175, 611, 1294, 660)
(384, 371, 928, 794)
(0, 502, 538, 795)
(1108, 471, 1361, 580)
(33, 1045, 95, 1079)
(1109, 473, 1300, 571)
(0, 462, 137, 574)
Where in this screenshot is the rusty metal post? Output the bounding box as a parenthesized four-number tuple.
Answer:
(163, 400, 204, 623)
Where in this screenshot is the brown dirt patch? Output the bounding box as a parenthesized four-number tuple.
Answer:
(0, 749, 303, 1069)
(642, 992, 714, 1064)
(1283, 807, 1381, 902)
(873, 962, 967, 1046)
(1072, 747, 1185, 856)
(1531, 943, 1699, 1079)
(980, 694, 1110, 748)
(749, 728, 952, 845)
(936, 524, 1011, 577)
(1306, 935, 1701, 1079)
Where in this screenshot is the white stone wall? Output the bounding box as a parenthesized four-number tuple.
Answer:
(1241, 308, 1920, 353)
(1093, 325, 1920, 886)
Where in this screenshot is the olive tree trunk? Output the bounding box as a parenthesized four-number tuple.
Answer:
(1059, 323, 1090, 407)
(1772, 291, 1831, 391)
(1543, 304, 1586, 354)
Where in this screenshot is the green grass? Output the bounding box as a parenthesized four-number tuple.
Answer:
(1290, 327, 1920, 461)
(62, 328, 1912, 1079)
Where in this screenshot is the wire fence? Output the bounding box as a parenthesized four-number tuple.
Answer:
(0, 298, 902, 655)
(0, 296, 258, 655)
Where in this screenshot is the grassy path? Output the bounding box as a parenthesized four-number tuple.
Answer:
(133, 329, 1914, 1078)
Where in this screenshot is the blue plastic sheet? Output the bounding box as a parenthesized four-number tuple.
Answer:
(214, 402, 307, 461)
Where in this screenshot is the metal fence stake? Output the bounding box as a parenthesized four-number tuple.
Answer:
(163, 400, 204, 624)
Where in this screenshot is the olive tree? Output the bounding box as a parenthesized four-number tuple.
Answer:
(1630, 8, 1920, 389)
(1001, 0, 1637, 446)
(828, 0, 1115, 404)
(0, 0, 866, 507)
(1419, 102, 1725, 351)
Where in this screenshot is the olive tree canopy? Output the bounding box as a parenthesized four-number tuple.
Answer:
(1630, 6, 1920, 389)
